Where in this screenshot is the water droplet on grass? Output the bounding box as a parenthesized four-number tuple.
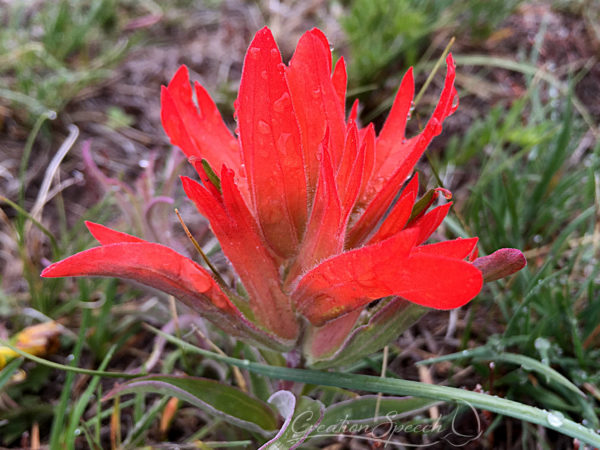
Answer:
(547, 411, 565, 427)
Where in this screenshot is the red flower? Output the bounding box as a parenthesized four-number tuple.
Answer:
(42, 28, 524, 356)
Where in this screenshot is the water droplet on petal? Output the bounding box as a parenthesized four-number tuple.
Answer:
(429, 118, 442, 135)
(273, 93, 290, 113)
(277, 63, 286, 72)
(547, 411, 565, 427)
(261, 70, 268, 80)
(312, 87, 321, 98)
(249, 47, 260, 58)
(257, 120, 271, 134)
(270, 48, 279, 58)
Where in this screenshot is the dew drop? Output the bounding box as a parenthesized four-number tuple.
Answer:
(270, 48, 279, 58)
(239, 164, 246, 177)
(547, 411, 565, 427)
(249, 47, 260, 58)
(257, 120, 271, 134)
(273, 93, 290, 112)
(430, 118, 442, 134)
(277, 63, 286, 72)
(312, 87, 321, 98)
(261, 70, 268, 80)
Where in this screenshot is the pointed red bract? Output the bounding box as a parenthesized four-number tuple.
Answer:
(285, 140, 343, 285)
(331, 57, 347, 115)
(286, 28, 346, 189)
(237, 27, 307, 259)
(85, 221, 144, 245)
(42, 241, 237, 315)
(161, 66, 239, 172)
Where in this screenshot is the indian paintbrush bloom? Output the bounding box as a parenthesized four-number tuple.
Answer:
(42, 27, 525, 366)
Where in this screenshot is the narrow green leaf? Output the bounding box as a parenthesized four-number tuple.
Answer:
(0, 358, 23, 390)
(103, 375, 278, 434)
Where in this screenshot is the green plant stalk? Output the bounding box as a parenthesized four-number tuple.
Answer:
(49, 307, 91, 448)
(0, 195, 59, 254)
(0, 339, 143, 379)
(65, 344, 117, 449)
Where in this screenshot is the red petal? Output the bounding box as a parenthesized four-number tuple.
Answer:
(347, 172, 418, 249)
(355, 124, 375, 207)
(332, 57, 347, 115)
(237, 27, 307, 258)
(408, 202, 452, 245)
(292, 229, 418, 324)
(286, 29, 346, 188)
(348, 99, 359, 123)
(362, 55, 457, 205)
(413, 237, 478, 259)
(367, 190, 416, 244)
(182, 174, 299, 340)
(391, 254, 482, 309)
(285, 140, 343, 285)
(374, 67, 414, 173)
(336, 122, 365, 218)
(85, 221, 144, 245)
(41, 242, 238, 315)
(161, 66, 239, 172)
(293, 229, 482, 325)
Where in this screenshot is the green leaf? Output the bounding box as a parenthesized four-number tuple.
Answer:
(103, 375, 278, 434)
(419, 349, 585, 398)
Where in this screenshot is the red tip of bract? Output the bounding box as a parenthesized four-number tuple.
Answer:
(473, 248, 527, 282)
(85, 221, 144, 245)
(238, 26, 307, 258)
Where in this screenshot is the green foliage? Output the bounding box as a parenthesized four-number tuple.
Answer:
(0, 0, 135, 122)
(343, 0, 523, 87)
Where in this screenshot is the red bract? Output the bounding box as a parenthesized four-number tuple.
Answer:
(42, 28, 525, 361)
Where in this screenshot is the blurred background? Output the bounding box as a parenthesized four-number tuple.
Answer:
(0, 0, 599, 448)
